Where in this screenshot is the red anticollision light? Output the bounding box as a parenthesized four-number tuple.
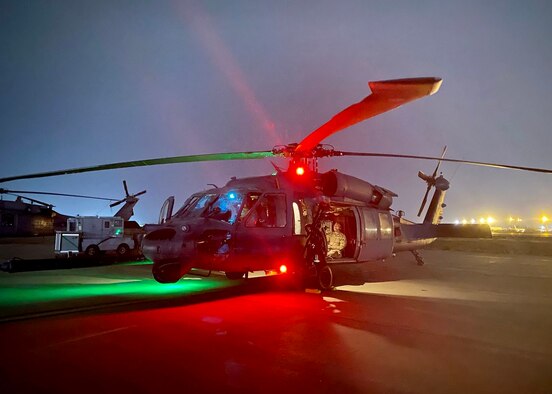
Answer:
(279, 264, 288, 274)
(295, 167, 305, 176)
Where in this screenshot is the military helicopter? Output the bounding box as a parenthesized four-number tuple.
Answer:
(0, 181, 144, 238)
(2, 77, 551, 288)
(0, 188, 115, 237)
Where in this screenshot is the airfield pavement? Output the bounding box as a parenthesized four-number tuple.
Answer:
(0, 246, 551, 393)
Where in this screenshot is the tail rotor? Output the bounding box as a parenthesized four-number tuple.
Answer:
(417, 146, 448, 217)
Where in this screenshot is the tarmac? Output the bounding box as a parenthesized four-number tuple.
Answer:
(0, 249, 551, 393)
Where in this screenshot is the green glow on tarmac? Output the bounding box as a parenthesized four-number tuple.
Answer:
(0, 275, 233, 309)
(120, 260, 153, 266)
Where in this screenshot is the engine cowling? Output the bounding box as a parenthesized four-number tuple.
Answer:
(320, 170, 396, 210)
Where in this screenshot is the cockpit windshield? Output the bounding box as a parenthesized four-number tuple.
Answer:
(174, 194, 217, 218)
(173, 191, 244, 224)
(203, 191, 244, 224)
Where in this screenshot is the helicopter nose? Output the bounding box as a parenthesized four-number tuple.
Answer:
(142, 227, 182, 262)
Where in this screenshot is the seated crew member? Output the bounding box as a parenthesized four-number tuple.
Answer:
(327, 222, 347, 258)
(255, 198, 276, 227)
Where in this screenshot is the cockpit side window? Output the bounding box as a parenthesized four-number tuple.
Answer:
(239, 192, 261, 220)
(245, 194, 287, 228)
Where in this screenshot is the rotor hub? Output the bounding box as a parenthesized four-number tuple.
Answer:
(272, 143, 339, 159)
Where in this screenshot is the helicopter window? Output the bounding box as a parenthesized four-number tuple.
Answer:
(362, 209, 378, 240)
(245, 194, 286, 228)
(174, 196, 201, 218)
(104, 221, 110, 229)
(183, 194, 217, 218)
(378, 212, 393, 239)
(204, 191, 244, 224)
(239, 192, 261, 220)
(292, 202, 301, 235)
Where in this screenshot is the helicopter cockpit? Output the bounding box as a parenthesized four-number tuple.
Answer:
(173, 191, 246, 224)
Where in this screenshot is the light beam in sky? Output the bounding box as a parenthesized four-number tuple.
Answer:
(178, 2, 280, 145)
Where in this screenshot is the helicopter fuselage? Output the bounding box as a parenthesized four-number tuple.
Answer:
(142, 171, 414, 284)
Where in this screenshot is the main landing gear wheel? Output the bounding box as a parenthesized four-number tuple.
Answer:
(225, 272, 246, 280)
(317, 264, 334, 290)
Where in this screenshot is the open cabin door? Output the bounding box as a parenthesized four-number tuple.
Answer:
(158, 196, 175, 224)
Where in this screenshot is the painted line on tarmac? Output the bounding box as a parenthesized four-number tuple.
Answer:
(41, 325, 137, 349)
(0, 298, 159, 324)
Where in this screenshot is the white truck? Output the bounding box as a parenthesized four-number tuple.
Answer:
(55, 216, 140, 258)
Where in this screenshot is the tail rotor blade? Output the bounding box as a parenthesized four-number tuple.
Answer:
(134, 190, 147, 197)
(417, 185, 431, 217)
(110, 199, 125, 208)
(123, 180, 129, 197)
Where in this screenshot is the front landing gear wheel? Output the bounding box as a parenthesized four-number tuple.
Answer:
(317, 265, 334, 290)
(225, 272, 246, 280)
(152, 263, 183, 283)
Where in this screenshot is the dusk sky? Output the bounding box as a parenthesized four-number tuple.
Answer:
(1, 1, 551, 226)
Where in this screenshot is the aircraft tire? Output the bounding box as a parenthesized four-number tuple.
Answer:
(225, 272, 246, 280)
(317, 264, 334, 290)
(152, 263, 183, 283)
(85, 245, 100, 258)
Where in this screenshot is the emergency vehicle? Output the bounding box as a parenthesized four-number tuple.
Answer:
(55, 216, 142, 258)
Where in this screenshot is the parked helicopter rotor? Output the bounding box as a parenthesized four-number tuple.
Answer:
(0, 188, 118, 203)
(109, 180, 147, 208)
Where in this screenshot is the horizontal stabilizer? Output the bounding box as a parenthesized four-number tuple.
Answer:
(435, 224, 492, 238)
(402, 223, 492, 240)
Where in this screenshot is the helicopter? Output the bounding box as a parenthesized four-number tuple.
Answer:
(2, 77, 552, 288)
(0, 181, 144, 238)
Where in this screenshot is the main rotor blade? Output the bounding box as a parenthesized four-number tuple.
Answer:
(4, 192, 54, 207)
(431, 145, 448, 178)
(0, 188, 117, 201)
(337, 152, 552, 174)
(0, 151, 276, 183)
(295, 77, 442, 153)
